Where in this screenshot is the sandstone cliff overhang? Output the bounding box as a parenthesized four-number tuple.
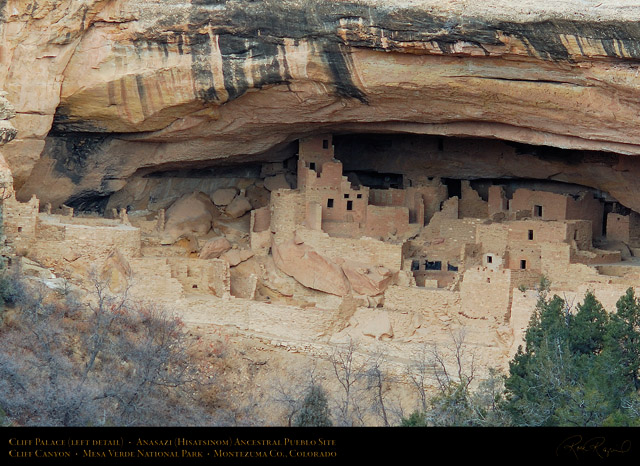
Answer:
(3, 1, 640, 208)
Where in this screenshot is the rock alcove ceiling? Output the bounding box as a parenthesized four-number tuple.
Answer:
(3, 0, 640, 212)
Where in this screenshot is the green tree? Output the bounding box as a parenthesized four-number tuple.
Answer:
(293, 384, 333, 427)
(504, 288, 640, 426)
(605, 288, 640, 390)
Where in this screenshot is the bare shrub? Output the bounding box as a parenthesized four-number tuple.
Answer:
(0, 273, 219, 426)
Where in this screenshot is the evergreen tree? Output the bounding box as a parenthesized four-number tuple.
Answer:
(505, 288, 640, 426)
(293, 384, 332, 427)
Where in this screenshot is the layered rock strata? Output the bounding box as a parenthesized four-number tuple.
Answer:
(3, 1, 640, 208)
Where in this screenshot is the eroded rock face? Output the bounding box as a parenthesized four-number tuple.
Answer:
(4, 1, 640, 208)
(0, 91, 16, 194)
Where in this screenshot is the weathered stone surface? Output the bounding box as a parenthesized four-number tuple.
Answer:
(359, 311, 394, 341)
(4, 1, 640, 211)
(162, 191, 216, 243)
(0, 152, 14, 195)
(199, 237, 232, 260)
(225, 196, 252, 219)
(272, 239, 350, 296)
(220, 248, 255, 267)
(263, 174, 291, 192)
(245, 184, 270, 209)
(0, 92, 16, 194)
(212, 188, 238, 206)
(100, 248, 132, 294)
(340, 260, 394, 296)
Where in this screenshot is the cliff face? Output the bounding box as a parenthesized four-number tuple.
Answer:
(3, 1, 640, 209)
(0, 91, 16, 193)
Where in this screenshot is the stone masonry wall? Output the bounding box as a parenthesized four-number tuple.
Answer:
(459, 181, 489, 219)
(269, 189, 305, 243)
(384, 285, 461, 316)
(2, 194, 38, 247)
(167, 257, 231, 297)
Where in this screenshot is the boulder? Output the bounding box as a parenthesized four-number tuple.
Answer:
(264, 173, 291, 192)
(272, 240, 350, 296)
(220, 248, 255, 267)
(199, 237, 232, 260)
(162, 192, 216, 244)
(225, 196, 253, 218)
(245, 184, 270, 209)
(341, 261, 395, 296)
(212, 188, 238, 206)
(360, 311, 394, 341)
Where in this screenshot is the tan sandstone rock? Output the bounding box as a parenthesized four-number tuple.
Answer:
(199, 237, 232, 260)
(212, 188, 238, 206)
(162, 191, 216, 244)
(263, 174, 291, 192)
(225, 196, 253, 219)
(220, 248, 255, 267)
(341, 261, 395, 297)
(272, 239, 350, 296)
(9, 1, 640, 213)
(100, 248, 133, 294)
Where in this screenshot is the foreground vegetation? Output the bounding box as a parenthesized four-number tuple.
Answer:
(0, 268, 222, 426)
(402, 281, 640, 427)
(1, 263, 637, 427)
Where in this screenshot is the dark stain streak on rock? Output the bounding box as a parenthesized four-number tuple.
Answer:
(322, 41, 368, 104)
(177, 33, 184, 55)
(53, 0, 640, 135)
(46, 133, 110, 185)
(189, 33, 218, 103)
(134, 74, 150, 118)
(217, 34, 289, 102)
(217, 34, 251, 102)
(159, 42, 169, 59)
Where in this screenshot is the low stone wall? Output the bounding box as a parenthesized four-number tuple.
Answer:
(384, 285, 461, 316)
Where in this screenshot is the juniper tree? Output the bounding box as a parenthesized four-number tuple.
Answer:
(504, 289, 640, 427)
(293, 384, 332, 427)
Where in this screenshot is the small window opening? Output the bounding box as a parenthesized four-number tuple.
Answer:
(528, 229, 534, 240)
(447, 263, 458, 272)
(322, 139, 329, 149)
(346, 200, 353, 211)
(309, 162, 316, 171)
(426, 261, 442, 271)
(411, 260, 420, 271)
(327, 199, 334, 208)
(487, 255, 493, 264)
(357, 193, 362, 199)
(344, 194, 350, 199)
(192, 285, 198, 289)
(17, 227, 22, 233)
(534, 205, 543, 217)
(520, 260, 527, 270)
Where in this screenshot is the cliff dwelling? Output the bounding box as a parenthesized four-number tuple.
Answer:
(2, 131, 640, 349)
